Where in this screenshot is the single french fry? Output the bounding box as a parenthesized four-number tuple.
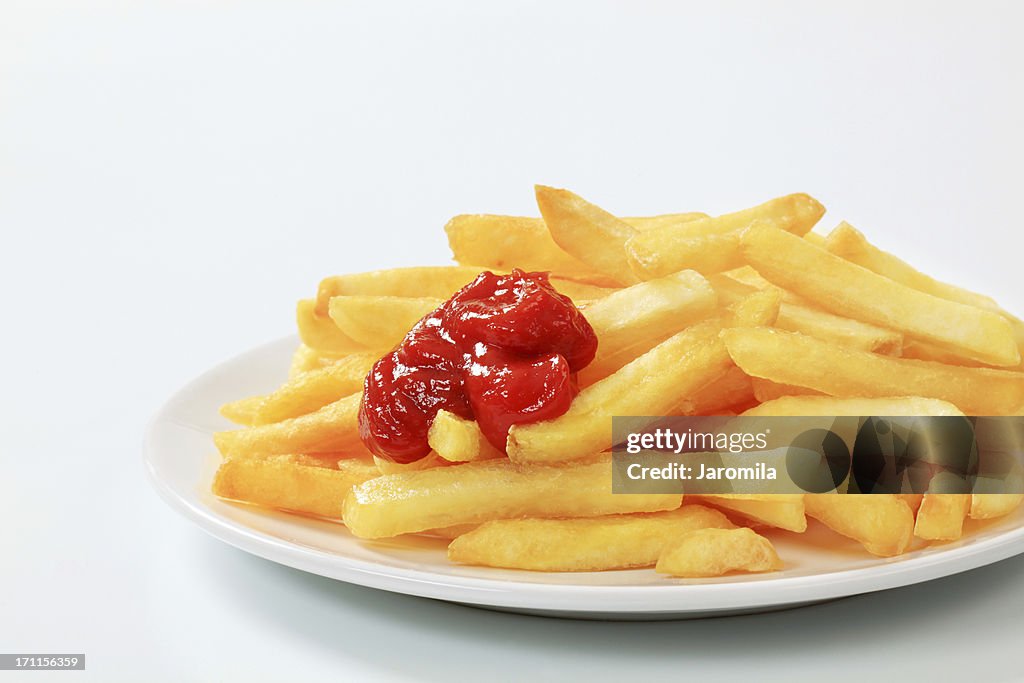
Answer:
(626, 193, 825, 280)
(629, 212, 710, 230)
(914, 494, 971, 541)
(535, 185, 641, 285)
(246, 352, 377, 425)
(297, 299, 365, 355)
(656, 527, 782, 577)
(427, 410, 503, 462)
(708, 274, 901, 356)
(448, 506, 735, 572)
(692, 494, 807, 532)
(805, 494, 914, 556)
(741, 395, 965, 418)
(220, 395, 266, 426)
(316, 266, 614, 316)
(445, 215, 618, 286)
(214, 393, 363, 457)
(825, 222, 1001, 311)
(741, 223, 1019, 367)
(212, 454, 380, 518)
(342, 456, 682, 538)
(776, 300, 903, 355)
(970, 494, 1024, 520)
(723, 327, 1024, 416)
(578, 270, 718, 385)
(678, 365, 755, 415)
(328, 296, 441, 348)
(750, 378, 822, 403)
(289, 344, 332, 378)
(372, 451, 452, 475)
(507, 319, 733, 464)
(444, 213, 708, 285)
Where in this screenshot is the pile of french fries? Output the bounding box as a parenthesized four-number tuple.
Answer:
(213, 186, 1024, 579)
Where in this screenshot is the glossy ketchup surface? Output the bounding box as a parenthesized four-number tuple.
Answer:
(359, 269, 597, 463)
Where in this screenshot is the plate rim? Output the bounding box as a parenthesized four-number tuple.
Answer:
(144, 335, 1024, 615)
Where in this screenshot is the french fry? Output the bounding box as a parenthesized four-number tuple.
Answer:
(316, 266, 614, 316)
(626, 193, 825, 279)
(296, 299, 365, 355)
(678, 365, 756, 415)
(723, 327, 1024, 415)
(711, 272, 901, 354)
(328, 296, 441, 348)
(578, 270, 718, 385)
(741, 395, 965, 417)
(750, 378, 821, 403)
(289, 344, 339, 378)
(692, 494, 807, 532)
(214, 393, 363, 457)
(535, 185, 641, 286)
(914, 494, 971, 541)
(970, 494, 1024, 520)
(448, 506, 735, 572)
(656, 527, 782, 577)
(824, 222, 1002, 312)
(219, 395, 265, 426)
(227, 353, 377, 426)
(805, 494, 914, 556)
(427, 410, 503, 462)
(212, 454, 380, 519)
(445, 215, 618, 286)
(444, 213, 708, 286)
(741, 223, 1019, 367)
(507, 318, 733, 464)
(342, 456, 682, 538)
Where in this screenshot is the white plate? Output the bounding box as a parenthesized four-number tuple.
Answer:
(145, 336, 1024, 620)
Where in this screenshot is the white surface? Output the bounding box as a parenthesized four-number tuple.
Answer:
(2, 0, 1023, 679)
(146, 335, 1024, 619)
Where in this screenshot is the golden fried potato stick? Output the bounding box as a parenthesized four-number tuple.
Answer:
(427, 410, 503, 462)
(741, 395, 965, 418)
(214, 393, 363, 457)
(678, 365, 755, 415)
(711, 272, 903, 354)
(915, 494, 971, 541)
(289, 344, 336, 378)
(445, 215, 618, 286)
(804, 494, 915, 557)
(342, 456, 683, 539)
(315, 266, 615, 317)
(219, 395, 265, 426)
(296, 299, 365, 355)
(508, 291, 780, 464)
(692, 494, 807, 532)
(970, 494, 1024, 520)
(741, 224, 1019, 367)
(448, 506, 735, 572)
(656, 527, 782, 578)
(626, 193, 825, 279)
(578, 270, 718, 385)
(222, 352, 378, 427)
(212, 454, 380, 519)
(445, 213, 709, 286)
(328, 295, 441, 348)
(825, 222, 1002, 312)
(535, 185, 642, 286)
(750, 378, 821, 403)
(723, 327, 1024, 415)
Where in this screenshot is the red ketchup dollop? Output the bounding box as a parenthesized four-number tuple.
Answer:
(359, 269, 598, 463)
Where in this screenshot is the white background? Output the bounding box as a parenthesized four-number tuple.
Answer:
(3, 1, 1023, 681)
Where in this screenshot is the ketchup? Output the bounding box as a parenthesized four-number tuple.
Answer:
(359, 269, 597, 463)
